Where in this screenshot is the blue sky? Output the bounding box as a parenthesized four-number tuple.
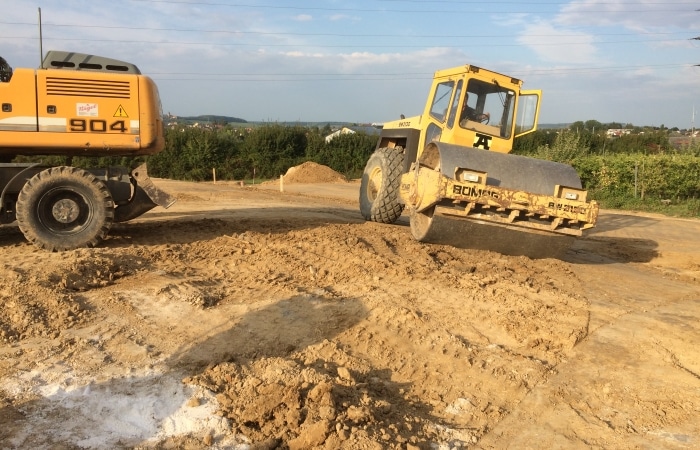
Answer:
(2, 0, 700, 128)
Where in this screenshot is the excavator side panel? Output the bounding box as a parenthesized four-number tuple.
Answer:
(136, 75, 165, 154)
(0, 64, 163, 156)
(35, 69, 143, 153)
(0, 69, 40, 143)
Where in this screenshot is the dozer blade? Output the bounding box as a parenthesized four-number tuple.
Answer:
(131, 164, 177, 209)
(113, 164, 177, 223)
(400, 142, 599, 258)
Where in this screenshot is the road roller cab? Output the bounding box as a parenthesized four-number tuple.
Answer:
(359, 64, 599, 259)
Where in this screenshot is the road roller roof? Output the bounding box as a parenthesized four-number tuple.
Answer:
(433, 65, 523, 88)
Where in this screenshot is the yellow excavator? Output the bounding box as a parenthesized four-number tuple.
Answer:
(0, 51, 174, 251)
(359, 64, 598, 258)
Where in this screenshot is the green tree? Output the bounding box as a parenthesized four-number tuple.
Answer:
(513, 129, 557, 156)
(311, 132, 377, 178)
(150, 127, 241, 180)
(584, 119, 603, 132)
(241, 124, 308, 178)
(532, 130, 589, 164)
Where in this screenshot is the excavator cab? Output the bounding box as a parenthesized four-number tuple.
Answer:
(0, 56, 12, 82)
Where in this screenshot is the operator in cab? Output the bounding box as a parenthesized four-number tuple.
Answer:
(460, 93, 489, 124)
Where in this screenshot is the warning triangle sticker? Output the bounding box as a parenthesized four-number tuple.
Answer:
(113, 105, 129, 118)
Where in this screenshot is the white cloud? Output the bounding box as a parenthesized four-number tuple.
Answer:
(329, 47, 463, 73)
(330, 14, 357, 21)
(557, 0, 700, 31)
(518, 22, 598, 64)
(281, 51, 325, 58)
(295, 14, 313, 22)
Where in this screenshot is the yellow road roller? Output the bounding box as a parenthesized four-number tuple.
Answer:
(359, 64, 598, 259)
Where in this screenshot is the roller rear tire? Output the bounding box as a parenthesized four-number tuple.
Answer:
(359, 147, 406, 223)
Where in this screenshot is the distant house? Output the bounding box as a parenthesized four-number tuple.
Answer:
(325, 127, 356, 143)
(324, 125, 381, 143)
(606, 128, 632, 137)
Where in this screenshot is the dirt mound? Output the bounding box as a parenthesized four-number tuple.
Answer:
(283, 161, 348, 184)
(186, 339, 471, 449)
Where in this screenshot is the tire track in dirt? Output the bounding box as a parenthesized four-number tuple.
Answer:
(1, 211, 590, 448)
(117, 217, 589, 447)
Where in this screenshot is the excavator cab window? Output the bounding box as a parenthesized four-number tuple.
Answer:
(0, 57, 12, 83)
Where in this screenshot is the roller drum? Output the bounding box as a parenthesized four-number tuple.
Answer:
(410, 142, 582, 258)
(428, 142, 582, 193)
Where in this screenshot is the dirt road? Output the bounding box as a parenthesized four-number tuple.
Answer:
(1, 172, 698, 449)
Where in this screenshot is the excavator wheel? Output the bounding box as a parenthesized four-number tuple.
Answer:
(359, 147, 406, 223)
(16, 167, 115, 251)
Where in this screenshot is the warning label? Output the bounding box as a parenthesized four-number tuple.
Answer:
(113, 105, 129, 118)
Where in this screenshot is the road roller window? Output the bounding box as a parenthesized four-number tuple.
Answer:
(429, 80, 455, 123)
(446, 80, 463, 129)
(459, 79, 515, 139)
(516, 93, 539, 135)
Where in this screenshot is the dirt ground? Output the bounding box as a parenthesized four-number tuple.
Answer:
(1, 162, 699, 449)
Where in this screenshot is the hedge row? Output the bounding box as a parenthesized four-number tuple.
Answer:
(573, 154, 700, 201)
(27, 125, 698, 205)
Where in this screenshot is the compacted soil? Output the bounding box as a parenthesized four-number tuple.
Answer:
(1, 162, 698, 449)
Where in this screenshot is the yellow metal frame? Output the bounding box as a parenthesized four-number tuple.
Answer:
(400, 167, 599, 237)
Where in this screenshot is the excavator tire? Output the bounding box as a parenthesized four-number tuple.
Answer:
(408, 142, 582, 259)
(359, 147, 406, 223)
(16, 166, 115, 251)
